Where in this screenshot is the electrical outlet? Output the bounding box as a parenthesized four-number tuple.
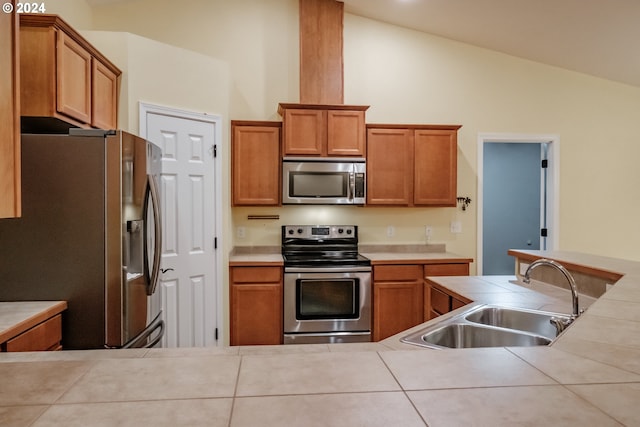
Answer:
(237, 226, 246, 239)
(425, 226, 432, 242)
(450, 221, 462, 234)
(387, 225, 395, 237)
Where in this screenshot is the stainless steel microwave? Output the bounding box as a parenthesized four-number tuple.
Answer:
(282, 157, 366, 205)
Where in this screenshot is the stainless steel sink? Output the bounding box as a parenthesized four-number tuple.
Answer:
(406, 323, 551, 349)
(401, 304, 571, 349)
(464, 306, 571, 340)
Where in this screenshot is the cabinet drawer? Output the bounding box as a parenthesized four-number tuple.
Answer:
(374, 265, 422, 282)
(430, 287, 450, 315)
(424, 263, 469, 277)
(231, 266, 282, 283)
(4, 314, 62, 352)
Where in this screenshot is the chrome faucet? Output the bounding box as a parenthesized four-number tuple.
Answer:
(523, 258, 582, 321)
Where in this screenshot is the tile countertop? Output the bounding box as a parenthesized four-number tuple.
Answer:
(227, 244, 473, 266)
(2, 250, 640, 426)
(0, 301, 67, 344)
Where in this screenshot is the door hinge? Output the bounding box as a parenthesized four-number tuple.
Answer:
(541, 159, 548, 168)
(541, 228, 548, 237)
(215, 328, 219, 340)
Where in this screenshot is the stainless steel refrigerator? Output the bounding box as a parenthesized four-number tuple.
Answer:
(0, 129, 164, 349)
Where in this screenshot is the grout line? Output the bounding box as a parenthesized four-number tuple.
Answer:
(227, 354, 243, 427)
(375, 351, 429, 426)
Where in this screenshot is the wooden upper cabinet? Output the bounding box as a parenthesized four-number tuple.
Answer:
(414, 129, 458, 206)
(19, 14, 121, 130)
(91, 60, 118, 130)
(367, 124, 461, 206)
(279, 103, 368, 157)
(282, 108, 325, 155)
(231, 121, 281, 206)
(327, 110, 365, 156)
(56, 30, 92, 124)
(0, 1, 21, 219)
(366, 128, 413, 205)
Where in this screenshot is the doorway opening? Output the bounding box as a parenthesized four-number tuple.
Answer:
(477, 133, 560, 275)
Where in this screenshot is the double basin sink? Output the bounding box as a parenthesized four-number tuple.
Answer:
(401, 304, 573, 349)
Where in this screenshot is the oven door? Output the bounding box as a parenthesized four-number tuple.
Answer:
(283, 267, 371, 343)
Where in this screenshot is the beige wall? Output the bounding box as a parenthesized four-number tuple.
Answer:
(48, 1, 640, 266)
(45, 0, 93, 29)
(343, 14, 640, 263)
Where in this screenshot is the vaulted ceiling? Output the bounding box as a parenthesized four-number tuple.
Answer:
(84, 0, 640, 88)
(342, 0, 640, 87)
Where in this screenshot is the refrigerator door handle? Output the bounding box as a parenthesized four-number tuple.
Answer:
(122, 312, 165, 348)
(147, 174, 163, 296)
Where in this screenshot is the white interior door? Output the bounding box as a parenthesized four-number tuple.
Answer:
(143, 109, 218, 347)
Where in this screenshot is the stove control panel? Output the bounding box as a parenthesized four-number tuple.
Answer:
(283, 225, 357, 239)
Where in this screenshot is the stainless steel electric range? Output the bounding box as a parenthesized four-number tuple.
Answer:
(282, 225, 372, 344)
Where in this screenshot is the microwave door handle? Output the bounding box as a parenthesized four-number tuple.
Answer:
(349, 172, 355, 201)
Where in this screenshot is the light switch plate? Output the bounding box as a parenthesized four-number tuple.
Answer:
(450, 221, 462, 234)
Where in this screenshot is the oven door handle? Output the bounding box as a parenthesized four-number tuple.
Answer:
(285, 266, 371, 274)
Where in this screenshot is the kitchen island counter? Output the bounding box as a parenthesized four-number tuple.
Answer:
(1, 251, 639, 426)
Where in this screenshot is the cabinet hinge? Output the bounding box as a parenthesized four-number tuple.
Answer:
(541, 228, 548, 237)
(215, 328, 219, 340)
(214, 144, 217, 158)
(541, 159, 548, 168)
(214, 237, 218, 249)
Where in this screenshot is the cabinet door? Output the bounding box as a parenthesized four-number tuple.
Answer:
(230, 283, 282, 346)
(91, 59, 118, 129)
(230, 266, 283, 346)
(56, 31, 92, 124)
(327, 110, 365, 156)
(366, 128, 413, 205)
(372, 265, 423, 341)
(232, 122, 281, 206)
(413, 129, 457, 206)
(0, 1, 21, 218)
(283, 108, 325, 155)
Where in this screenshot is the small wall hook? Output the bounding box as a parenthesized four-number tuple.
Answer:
(456, 197, 472, 211)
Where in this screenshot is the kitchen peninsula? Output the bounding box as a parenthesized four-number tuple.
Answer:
(1, 250, 639, 426)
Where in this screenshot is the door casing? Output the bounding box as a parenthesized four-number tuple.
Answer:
(477, 133, 560, 275)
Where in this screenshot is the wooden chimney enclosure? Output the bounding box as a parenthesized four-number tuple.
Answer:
(299, 0, 344, 104)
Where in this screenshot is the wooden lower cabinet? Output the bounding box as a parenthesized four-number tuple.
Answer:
(425, 279, 472, 321)
(1, 314, 63, 352)
(372, 265, 423, 341)
(424, 262, 472, 321)
(230, 266, 283, 346)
